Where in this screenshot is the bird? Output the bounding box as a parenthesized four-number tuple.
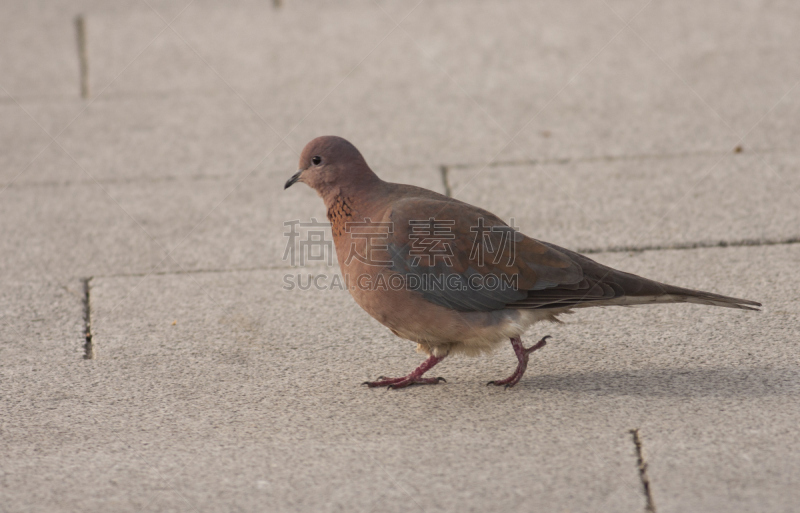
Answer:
(284, 136, 761, 389)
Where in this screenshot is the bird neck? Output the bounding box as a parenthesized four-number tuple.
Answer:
(323, 177, 386, 239)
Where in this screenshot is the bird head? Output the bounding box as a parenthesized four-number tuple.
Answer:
(284, 136, 379, 198)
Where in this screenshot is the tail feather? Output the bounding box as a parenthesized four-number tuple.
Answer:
(584, 292, 761, 310)
(652, 284, 761, 311)
(585, 272, 763, 311)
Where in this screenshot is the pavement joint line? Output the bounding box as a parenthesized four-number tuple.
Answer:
(576, 236, 800, 255)
(91, 264, 318, 279)
(0, 173, 240, 189)
(445, 146, 773, 171)
(82, 277, 95, 360)
(629, 428, 657, 513)
(501, 0, 710, 269)
(0, 145, 791, 191)
(74, 14, 90, 99)
(439, 165, 452, 198)
(86, 234, 800, 280)
(0, 87, 235, 104)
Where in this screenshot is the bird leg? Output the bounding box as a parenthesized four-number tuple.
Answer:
(488, 335, 550, 388)
(363, 354, 447, 389)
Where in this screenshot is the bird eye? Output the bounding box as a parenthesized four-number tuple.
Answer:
(311, 156, 322, 166)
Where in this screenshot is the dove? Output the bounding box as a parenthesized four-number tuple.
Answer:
(284, 136, 761, 389)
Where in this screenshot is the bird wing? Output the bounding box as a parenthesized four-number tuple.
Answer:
(385, 197, 590, 312)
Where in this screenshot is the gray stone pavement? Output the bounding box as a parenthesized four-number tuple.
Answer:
(2, 1, 799, 512)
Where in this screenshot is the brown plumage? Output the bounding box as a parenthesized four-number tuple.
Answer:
(285, 136, 761, 389)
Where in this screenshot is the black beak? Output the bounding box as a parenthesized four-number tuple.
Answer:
(284, 170, 302, 189)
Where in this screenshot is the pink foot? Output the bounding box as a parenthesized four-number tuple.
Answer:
(488, 336, 549, 388)
(363, 354, 447, 389)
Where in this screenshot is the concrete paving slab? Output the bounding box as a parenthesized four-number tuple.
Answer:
(4, 244, 796, 512)
(447, 151, 800, 251)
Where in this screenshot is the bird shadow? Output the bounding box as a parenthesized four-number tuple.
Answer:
(516, 366, 799, 397)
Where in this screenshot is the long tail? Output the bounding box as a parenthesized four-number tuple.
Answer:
(588, 284, 761, 311)
(582, 264, 762, 311)
(633, 282, 760, 310)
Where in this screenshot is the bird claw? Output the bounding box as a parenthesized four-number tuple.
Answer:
(487, 379, 517, 388)
(366, 376, 447, 389)
(363, 354, 447, 389)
